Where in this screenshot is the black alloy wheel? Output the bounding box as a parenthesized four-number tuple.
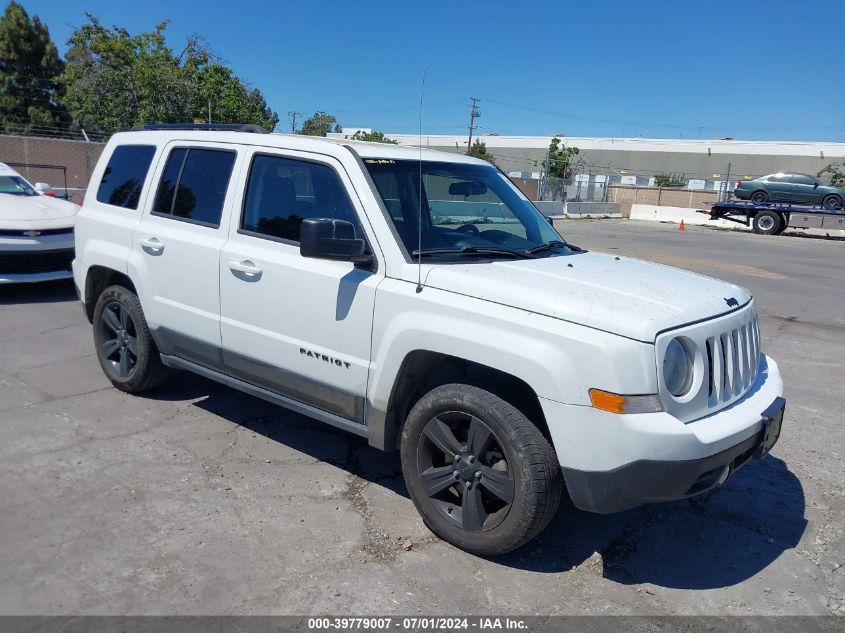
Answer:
(416, 411, 515, 532)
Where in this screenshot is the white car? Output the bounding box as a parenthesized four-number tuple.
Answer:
(72, 126, 785, 556)
(0, 162, 79, 284)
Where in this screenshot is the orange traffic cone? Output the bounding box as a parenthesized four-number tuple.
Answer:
(678, 219, 685, 232)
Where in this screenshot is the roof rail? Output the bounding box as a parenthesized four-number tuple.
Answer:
(129, 123, 269, 134)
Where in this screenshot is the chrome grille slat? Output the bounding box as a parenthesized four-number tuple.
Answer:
(658, 304, 763, 423)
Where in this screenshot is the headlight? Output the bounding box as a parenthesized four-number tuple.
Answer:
(663, 337, 694, 397)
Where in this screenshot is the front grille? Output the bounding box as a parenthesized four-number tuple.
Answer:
(0, 248, 74, 275)
(705, 314, 760, 407)
(657, 303, 762, 423)
(0, 227, 73, 237)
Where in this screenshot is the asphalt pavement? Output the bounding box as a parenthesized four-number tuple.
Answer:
(0, 219, 842, 615)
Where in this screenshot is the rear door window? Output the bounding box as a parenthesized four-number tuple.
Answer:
(790, 174, 815, 185)
(152, 147, 236, 227)
(96, 145, 156, 210)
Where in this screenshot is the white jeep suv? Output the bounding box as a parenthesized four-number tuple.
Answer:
(73, 125, 785, 555)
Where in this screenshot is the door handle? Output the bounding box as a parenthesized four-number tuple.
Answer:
(229, 259, 263, 276)
(139, 237, 165, 253)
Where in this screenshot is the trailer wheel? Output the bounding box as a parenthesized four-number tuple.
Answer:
(752, 210, 781, 235)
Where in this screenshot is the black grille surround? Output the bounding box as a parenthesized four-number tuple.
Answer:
(0, 227, 74, 237)
(0, 248, 74, 275)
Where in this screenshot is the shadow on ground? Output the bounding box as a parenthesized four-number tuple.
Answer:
(0, 279, 77, 304)
(146, 364, 807, 591)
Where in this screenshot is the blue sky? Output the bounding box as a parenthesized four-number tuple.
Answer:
(17, 0, 845, 141)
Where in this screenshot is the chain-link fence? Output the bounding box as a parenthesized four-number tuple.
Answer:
(539, 175, 608, 202)
(608, 185, 719, 217)
(0, 134, 105, 192)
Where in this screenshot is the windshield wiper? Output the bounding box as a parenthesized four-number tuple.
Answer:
(525, 240, 585, 254)
(412, 246, 537, 259)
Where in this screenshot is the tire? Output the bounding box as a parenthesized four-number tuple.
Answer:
(400, 383, 562, 556)
(822, 194, 842, 210)
(92, 284, 169, 393)
(750, 190, 769, 204)
(752, 210, 782, 235)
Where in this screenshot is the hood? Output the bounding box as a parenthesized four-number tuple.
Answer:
(0, 194, 79, 230)
(423, 252, 751, 342)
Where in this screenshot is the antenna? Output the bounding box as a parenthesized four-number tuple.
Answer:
(416, 71, 426, 294)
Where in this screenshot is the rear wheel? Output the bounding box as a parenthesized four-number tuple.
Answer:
(750, 190, 769, 204)
(400, 383, 562, 556)
(822, 194, 842, 210)
(93, 285, 169, 393)
(752, 210, 781, 235)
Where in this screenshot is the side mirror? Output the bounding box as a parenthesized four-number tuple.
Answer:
(34, 182, 56, 197)
(300, 218, 370, 264)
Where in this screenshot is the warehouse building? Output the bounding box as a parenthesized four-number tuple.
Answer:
(330, 131, 845, 195)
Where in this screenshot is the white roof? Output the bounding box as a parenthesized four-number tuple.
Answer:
(0, 162, 22, 177)
(107, 131, 492, 166)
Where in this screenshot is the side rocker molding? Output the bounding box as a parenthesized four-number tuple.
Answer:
(160, 354, 369, 439)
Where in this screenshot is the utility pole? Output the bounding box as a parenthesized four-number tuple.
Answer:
(316, 110, 329, 135)
(288, 111, 301, 133)
(466, 98, 480, 152)
(208, 100, 212, 125)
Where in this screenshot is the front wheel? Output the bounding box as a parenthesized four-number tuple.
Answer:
(752, 210, 782, 235)
(822, 194, 842, 210)
(93, 284, 169, 393)
(400, 383, 562, 556)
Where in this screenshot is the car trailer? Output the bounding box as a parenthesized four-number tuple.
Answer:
(703, 200, 845, 235)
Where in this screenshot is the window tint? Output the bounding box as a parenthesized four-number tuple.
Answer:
(152, 148, 236, 226)
(790, 174, 815, 185)
(97, 145, 156, 209)
(365, 160, 558, 254)
(241, 154, 359, 242)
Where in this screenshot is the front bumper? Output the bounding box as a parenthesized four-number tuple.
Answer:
(0, 232, 75, 284)
(540, 355, 785, 513)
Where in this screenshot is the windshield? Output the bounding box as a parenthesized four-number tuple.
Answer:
(0, 175, 37, 196)
(364, 159, 563, 259)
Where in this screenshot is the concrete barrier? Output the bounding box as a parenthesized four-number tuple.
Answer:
(533, 201, 563, 217)
(534, 201, 621, 219)
(630, 204, 744, 229)
(564, 201, 621, 218)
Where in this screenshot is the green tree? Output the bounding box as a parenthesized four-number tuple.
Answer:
(466, 139, 496, 165)
(351, 129, 397, 144)
(817, 163, 845, 187)
(299, 111, 341, 136)
(654, 172, 687, 187)
(190, 63, 278, 130)
(545, 137, 580, 180)
(0, 1, 70, 135)
(63, 15, 278, 136)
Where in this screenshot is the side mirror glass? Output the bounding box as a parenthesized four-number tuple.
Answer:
(300, 218, 370, 264)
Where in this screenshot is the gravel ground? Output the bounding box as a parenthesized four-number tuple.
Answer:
(0, 219, 842, 616)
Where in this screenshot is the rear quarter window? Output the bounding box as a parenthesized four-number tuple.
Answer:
(96, 145, 157, 210)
